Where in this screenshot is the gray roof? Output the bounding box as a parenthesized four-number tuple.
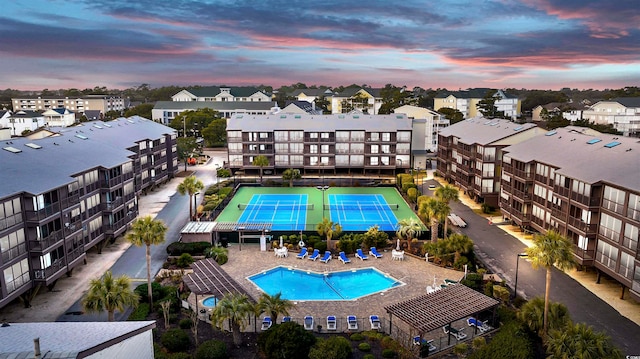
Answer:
(226, 113, 412, 132)
(0, 321, 155, 358)
(10, 110, 43, 118)
(0, 116, 175, 198)
(435, 88, 517, 99)
(438, 118, 538, 145)
(502, 127, 640, 190)
(183, 86, 265, 98)
(612, 97, 640, 108)
(154, 101, 275, 111)
(336, 87, 383, 97)
(291, 88, 330, 97)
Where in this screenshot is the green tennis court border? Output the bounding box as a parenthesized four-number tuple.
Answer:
(215, 186, 425, 232)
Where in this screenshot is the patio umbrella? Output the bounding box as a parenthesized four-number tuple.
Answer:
(279, 236, 283, 248)
(396, 238, 401, 251)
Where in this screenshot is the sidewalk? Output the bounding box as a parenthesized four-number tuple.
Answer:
(433, 175, 640, 326)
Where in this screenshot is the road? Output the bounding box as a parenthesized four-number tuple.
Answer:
(422, 175, 640, 354)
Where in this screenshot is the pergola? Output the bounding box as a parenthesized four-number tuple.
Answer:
(183, 258, 254, 305)
(211, 222, 273, 250)
(385, 284, 499, 348)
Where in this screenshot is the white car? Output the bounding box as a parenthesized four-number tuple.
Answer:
(428, 184, 436, 190)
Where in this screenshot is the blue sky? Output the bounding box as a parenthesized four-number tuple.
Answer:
(1, 0, 638, 90)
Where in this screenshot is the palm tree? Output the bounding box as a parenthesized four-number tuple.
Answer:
(210, 293, 254, 347)
(396, 218, 423, 241)
(316, 217, 342, 251)
(253, 155, 270, 183)
(525, 230, 575, 337)
(82, 271, 139, 321)
(177, 175, 204, 220)
(435, 185, 459, 238)
(418, 198, 449, 242)
(445, 233, 474, 265)
(256, 292, 293, 323)
(282, 168, 301, 187)
(517, 297, 571, 338)
(547, 322, 623, 359)
(126, 216, 168, 306)
(206, 246, 229, 265)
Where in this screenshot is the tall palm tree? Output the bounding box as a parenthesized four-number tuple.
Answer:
(126, 216, 168, 306)
(82, 271, 139, 321)
(316, 217, 342, 251)
(256, 292, 293, 323)
(547, 322, 623, 359)
(445, 233, 474, 265)
(210, 293, 254, 347)
(253, 155, 270, 183)
(517, 297, 571, 338)
(177, 175, 204, 220)
(418, 198, 449, 242)
(525, 230, 575, 337)
(435, 185, 459, 238)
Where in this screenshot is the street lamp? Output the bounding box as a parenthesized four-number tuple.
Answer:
(316, 185, 329, 219)
(193, 192, 200, 221)
(513, 253, 528, 299)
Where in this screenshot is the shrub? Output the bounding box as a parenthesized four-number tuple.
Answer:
(313, 241, 327, 253)
(350, 333, 364, 341)
(219, 187, 232, 197)
(402, 182, 417, 193)
(154, 343, 168, 359)
(178, 318, 192, 329)
(176, 253, 194, 268)
(166, 241, 212, 256)
(160, 328, 190, 352)
(216, 168, 231, 177)
(203, 202, 219, 211)
(468, 321, 534, 359)
(258, 322, 316, 359)
(493, 285, 510, 302)
(128, 302, 150, 320)
(472, 336, 486, 350)
(195, 339, 228, 359)
(205, 185, 219, 195)
(380, 336, 396, 349)
(481, 203, 494, 213)
(382, 348, 397, 358)
(358, 342, 371, 352)
(363, 355, 375, 359)
(309, 336, 352, 359)
(484, 281, 494, 297)
(168, 353, 191, 359)
(135, 282, 163, 304)
(407, 187, 418, 202)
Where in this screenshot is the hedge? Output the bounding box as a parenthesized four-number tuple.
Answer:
(127, 302, 150, 321)
(166, 241, 212, 256)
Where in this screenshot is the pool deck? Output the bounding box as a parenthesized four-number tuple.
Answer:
(207, 243, 463, 333)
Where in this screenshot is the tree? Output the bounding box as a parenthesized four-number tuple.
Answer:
(309, 336, 352, 359)
(419, 198, 449, 242)
(124, 103, 154, 119)
(201, 118, 227, 147)
(435, 184, 459, 237)
(177, 175, 205, 220)
(396, 218, 423, 241)
(547, 322, 623, 359)
(525, 230, 575, 337)
(258, 321, 317, 359)
(82, 271, 139, 321)
(437, 107, 465, 124)
(476, 90, 504, 118)
(445, 233, 474, 266)
(256, 292, 293, 323)
(210, 293, 254, 347)
(125, 216, 168, 306)
(176, 137, 198, 171)
(316, 217, 342, 251)
(282, 168, 301, 187)
(253, 155, 270, 183)
(517, 297, 570, 338)
(170, 108, 220, 138)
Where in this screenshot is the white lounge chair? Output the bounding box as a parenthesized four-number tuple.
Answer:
(443, 324, 467, 340)
(308, 249, 320, 261)
(369, 247, 383, 258)
(339, 251, 351, 264)
(304, 315, 314, 330)
(356, 248, 369, 260)
(281, 316, 291, 324)
(467, 317, 491, 333)
(319, 251, 332, 263)
(327, 315, 337, 330)
(347, 315, 358, 330)
(413, 337, 437, 353)
(369, 315, 381, 330)
(296, 247, 308, 259)
(261, 317, 272, 330)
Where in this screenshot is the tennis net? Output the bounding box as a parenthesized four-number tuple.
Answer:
(324, 203, 399, 211)
(238, 203, 314, 210)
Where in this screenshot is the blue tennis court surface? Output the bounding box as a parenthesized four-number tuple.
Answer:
(237, 194, 308, 230)
(328, 194, 398, 231)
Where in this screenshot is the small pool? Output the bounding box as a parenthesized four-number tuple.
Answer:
(248, 266, 403, 301)
(202, 296, 218, 307)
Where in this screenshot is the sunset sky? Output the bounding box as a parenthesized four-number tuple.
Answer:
(1, 0, 639, 91)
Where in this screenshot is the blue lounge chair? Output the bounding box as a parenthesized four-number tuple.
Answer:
(261, 316, 272, 330)
(282, 316, 291, 323)
(467, 317, 491, 333)
(339, 251, 351, 264)
(296, 247, 308, 259)
(369, 315, 381, 330)
(308, 248, 320, 261)
(347, 315, 358, 330)
(356, 248, 369, 260)
(320, 251, 332, 263)
(304, 315, 314, 330)
(413, 337, 437, 353)
(327, 315, 337, 330)
(369, 247, 383, 258)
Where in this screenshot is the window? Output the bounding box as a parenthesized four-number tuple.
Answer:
(274, 131, 288, 142)
(599, 213, 622, 241)
(290, 143, 303, 154)
(577, 235, 588, 250)
(310, 156, 319, 166)
(623, 223, 638, 251)
(275, 155, 288, 166)
(3, 258, 30, 293)
(381, 144, 390, 154)
(0, 198, 22, 230)
(321, 132, 329, 139)
(0, 228, 26, 262)
(370, 157, 379, 165)
(603, 186, 625, 214)
(628, 193, 640, 221)
(369, 132, 379, 141)
(371, 145, 379, 154)
(596, 240, 618, 270)
(336, 131, 349, 142)
(321, 145, 329, 154)
(350, 155, 364, 165)
(275, 143, 288, 153)
(310, 132, 318, 139)
(351, 143, 364, 154)
(381, 132, 391, 141)
(335, 155, 349, 165)
(290, 131, 303, 142)
(310, 145, 318, 154)
(336, 143, 349, 154)
(618, 252, 634, 279)
(351, 131, 365, 141)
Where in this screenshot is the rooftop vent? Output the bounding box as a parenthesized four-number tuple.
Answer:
(75, 134, 88, 140)
(93, 125, 103, 129)
(3, 146, 22, 154)
(25, 143, 42, 149)
(103, 123, 112, 128)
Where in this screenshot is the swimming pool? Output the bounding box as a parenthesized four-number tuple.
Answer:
(248, 266, 403, 300)
(202, 296, 217, 307)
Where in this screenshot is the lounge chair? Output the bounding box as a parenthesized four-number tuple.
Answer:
(281, 316, 291, 323)
(308, 248, 320, 261)
(261, 317, 272, 330)
(443, 324, 467, 340)
(296, 247, 308, 259)
(369, 315, 381, 330)
(413, 337, 437, 353)
(444, 279, 458, 285)
(304, 315, 314, 330)
(355, 248, 369, 260)
(369, 247, 383, 258)
(339, 251, 351, 264)
(347, 315, 358, 330)
(327, 315, 337, 330)
(467, 317, 491, 333)
(320, 251, 332, 263)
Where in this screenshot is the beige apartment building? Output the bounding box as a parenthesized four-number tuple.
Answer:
(12, 95, 125, 115)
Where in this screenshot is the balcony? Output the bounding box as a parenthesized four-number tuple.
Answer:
(66, 244, 86, 264)
(567, 216, 597, 234)
(570, 192, 600, 207)
(511, 168, 533, 181)
(29, 230, 64, 252)
(553, 185, 570, 198)
(101, 197, 124, 211)
(511, 188, 531, 202)
(572, 245, 595, 266)
(510, 208, 531, 225)
(33, 258, 67, 282)
(25, 203, 61, 222)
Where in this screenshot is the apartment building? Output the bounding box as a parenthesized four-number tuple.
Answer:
(12, 95, 125, 115)
(151, 101, 276, 124)
(226, 113, 412, 176)
(500, 127, 639, 300)
(329, 88, 383, 115)
(0, 110, 46, 136)
(436, 119, 542, 207)
(434, 89, 521, 120)
(0, 117, 178, 310)
(394, 105, 449, 154)
(582, 97, 640, 137)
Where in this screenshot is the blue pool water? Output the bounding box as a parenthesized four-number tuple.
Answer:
(202, 296, 217, 307)
(248, 266, 403, 300)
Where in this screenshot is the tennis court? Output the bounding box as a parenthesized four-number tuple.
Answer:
(216, 187, 422, 232)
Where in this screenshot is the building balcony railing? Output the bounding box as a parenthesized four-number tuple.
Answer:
(572, 245, 595, 265)
(60, 194, 80, 209)
(553, 185, 570, 198)
(28, 230, 64, 252)
(25, 203, 61, 222)
(570, 192, 600, 207)
(511, 168, 533, 181)
(551, 207, 566, 220)
(33, 258, 67, 281)
(567, 216, 597, 234)
(511, 188, 531, 202)
(66, 244, 86, 263)
(101, 197, 124, 211)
